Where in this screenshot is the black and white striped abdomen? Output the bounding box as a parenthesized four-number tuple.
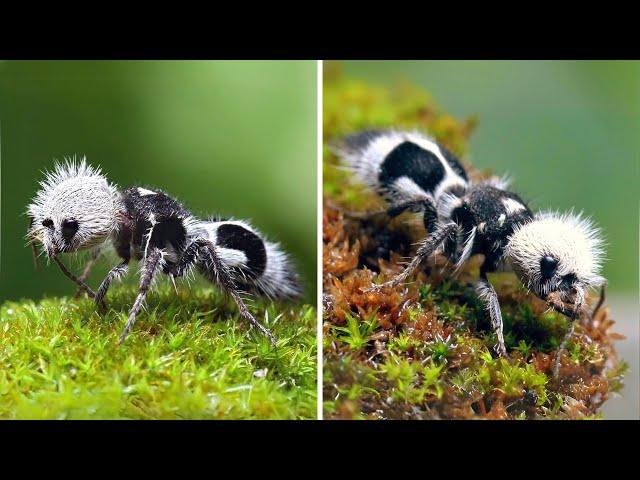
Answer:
(194, 219, 301, 299)
(338, 130, 469, 205)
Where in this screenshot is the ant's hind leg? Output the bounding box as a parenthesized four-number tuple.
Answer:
(367, 222, 457, 292)
(328, 197, 435, 223)
(185, 238, 276, 345)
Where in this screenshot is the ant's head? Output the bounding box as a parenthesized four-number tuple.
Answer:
(506, 211, 605, 310)
(26, 157, 120, 258)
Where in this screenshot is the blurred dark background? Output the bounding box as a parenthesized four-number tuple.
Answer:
(0, 61, 317, 303)
(340, 60, 639, 419)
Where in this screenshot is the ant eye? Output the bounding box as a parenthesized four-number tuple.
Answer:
(61, 219, 79, 240)
(540, 255, 558, 279)
(42, 218, 54, 228)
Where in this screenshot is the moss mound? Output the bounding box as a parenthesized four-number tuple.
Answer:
(322, 64, 626, 420)
(0, 284, 316, 419)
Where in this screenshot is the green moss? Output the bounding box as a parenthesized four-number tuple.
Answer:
(323, 65, 625, 420)
(0, 284, 316, 419)
(331, 313, 378, 351)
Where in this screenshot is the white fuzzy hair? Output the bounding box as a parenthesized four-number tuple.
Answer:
(190, 218, 301, 300)
(474, 174, 511, 191)
(505, 211, 606, 295)
(27, 157, 121, 254)
(337, 130, 468, 203)
(437, 191, 464, 220)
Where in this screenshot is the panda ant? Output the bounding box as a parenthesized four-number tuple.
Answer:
(334, 130, 606, 376)
(26, 158, 301, 345)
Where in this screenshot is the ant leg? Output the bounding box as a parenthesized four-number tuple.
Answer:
(591, 284, 606, 320)
(27, 216, 40, 270)
(368, 222, 457, 292)
(191, 238, 277, 345)
(95, 261, 129, 312)
(118, 248, 162, 345)
(553, 318, 577, 379)
(387, 198, 435, 220)
(546, 300, 581, 319)
(476, 258, 509, 358)
(170, 238, 201, 278)
(328, 198, 434, 222)
(73, 247, 102, 298)
(477, 267, 509, 358)
(52, 256, 96, 299)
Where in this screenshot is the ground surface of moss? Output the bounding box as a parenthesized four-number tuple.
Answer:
(323, 64, 626, 420)
(0, 284, 316, 419)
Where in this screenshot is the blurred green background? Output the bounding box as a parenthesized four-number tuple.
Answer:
(342, 60, 639, 294)
(0, 61, 317, 303)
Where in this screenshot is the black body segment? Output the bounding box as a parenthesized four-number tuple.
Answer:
(215, 223, 267, 278)
(121, 187, 191, 263)
(379, 141, 446, 197)
(450, 185, 533, 269)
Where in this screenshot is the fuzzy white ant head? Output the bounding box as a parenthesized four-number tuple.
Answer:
(27, 157, 121, 257)
(505, 211, 606, 306)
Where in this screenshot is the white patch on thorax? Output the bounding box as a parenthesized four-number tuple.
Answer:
(137, 187, 157, 196)
(502, 198, 526, 215)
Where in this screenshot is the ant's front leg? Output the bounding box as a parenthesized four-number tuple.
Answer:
(73, 247, 102, 298)
(553, 318, 577, 379)
(52, 256, 96, 299)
